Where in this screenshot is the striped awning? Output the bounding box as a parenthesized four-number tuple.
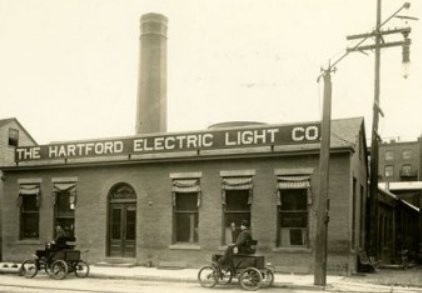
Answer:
(53, 182, 77, 207)
(17, 184, 41, 207)
(53, 182, 76, 194)
(277, 175, 311, 189)
(172, 179, 201, 207)
(172, 179, 201, 193)
(19, 184, 40, 195)
(277, 175, 312, 205)
(222, 177, 253, 190)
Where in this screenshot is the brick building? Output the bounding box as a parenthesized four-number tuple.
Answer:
(0, 13, 372, 274)
(378, 137, 422, 262)
(0, 117, 369, 274)
(0, 118, 37, 260)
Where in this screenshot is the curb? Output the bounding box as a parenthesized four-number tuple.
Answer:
(332, 281, 422, 293)
(89, 272, 422, 293)
(89, 272, 331, 291)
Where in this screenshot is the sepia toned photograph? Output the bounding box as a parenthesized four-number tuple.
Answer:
(0, 0, 421, 292)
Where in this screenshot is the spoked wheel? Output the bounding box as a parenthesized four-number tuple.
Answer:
(74, 260, 90, 278)
(20, 259, 38, 278)
(197, 265, 218, 288)
(261, 268, 274, 287)
(239, 267, 262, 291)
(50, 260, 68, 280)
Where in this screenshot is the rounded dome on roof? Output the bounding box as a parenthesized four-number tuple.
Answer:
(208, 121, 267, 130)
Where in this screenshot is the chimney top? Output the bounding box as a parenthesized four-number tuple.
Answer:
(140, 13, 168, 37)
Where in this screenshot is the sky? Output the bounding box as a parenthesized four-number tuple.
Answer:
(0, 0, 421, 145)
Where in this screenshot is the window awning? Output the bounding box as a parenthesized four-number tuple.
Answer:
(172, 179, 200, 193)
(172, 179, 201, 207)
(19, 184, 40, 195)
(52, 182, 77, 207)
(17, 184, 41, 207)
(222, 177, 253, 190)
(53, 182, 76, 194)
(277, 175, 311, 190)
(222, 177, 253, 205)
(277, 175, 312, 205)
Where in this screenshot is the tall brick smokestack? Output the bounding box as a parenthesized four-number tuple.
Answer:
(136, 13, 168, 134)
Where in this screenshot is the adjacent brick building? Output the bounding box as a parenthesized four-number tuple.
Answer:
(0, 118, 37, 260)
(378, 137, 422, 262)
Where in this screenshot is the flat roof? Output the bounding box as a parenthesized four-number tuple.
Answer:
(378, 181, 422, 191)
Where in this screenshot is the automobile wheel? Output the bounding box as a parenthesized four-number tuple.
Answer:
(20, 259, 38, 278)
(197, 265, 218, 288)
(50, 260, 68, 280)
(261, 268, 274, 287)
(74, 260, 90, 278)
(239, 267, 262, 291)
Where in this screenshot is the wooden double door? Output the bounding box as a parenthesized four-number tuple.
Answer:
(108, 203, 136, 257)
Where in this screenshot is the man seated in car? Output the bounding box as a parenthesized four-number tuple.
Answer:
(35, 225, 68, 260)
(219, 220, 253, 266)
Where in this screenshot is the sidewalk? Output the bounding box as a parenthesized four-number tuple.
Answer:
(2, 261, 422, 292)
(89, 265, 422, 292)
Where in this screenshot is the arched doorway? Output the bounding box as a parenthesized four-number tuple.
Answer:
(108, 183, 137, 257)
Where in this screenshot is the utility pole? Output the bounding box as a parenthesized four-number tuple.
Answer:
(370, 0, 382, 259)
(312, 1, 413, 285)
(314, 67, 333, 286)
(346, 1, 412, 259)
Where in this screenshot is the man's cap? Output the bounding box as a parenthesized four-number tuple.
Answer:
(241, 220, 249, 227)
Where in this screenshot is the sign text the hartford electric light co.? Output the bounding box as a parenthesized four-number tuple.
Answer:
(15, 123, 320, 162)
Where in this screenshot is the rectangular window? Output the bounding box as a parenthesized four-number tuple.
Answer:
(402, 149, 412, 160)
(222, 177, 252, 245)
(401, 164, 412, 177)
(53, 182, 77, 238)
(276, 175, 311, 247)
(279, 189, 307, 246)
(277, 175, 312, 247)
(19, 184, 40, 239)
(384, 151, 394, 161)
(174, 193, 198, 243)
(8, 128, 19, 147)
(172, 179, 200, 244)
(384, 165, 394, 177)
(54, 192, 75, 238)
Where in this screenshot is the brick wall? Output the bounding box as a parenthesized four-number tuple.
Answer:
(2, 148, 361, 274)
(0, 119, 36, 261)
